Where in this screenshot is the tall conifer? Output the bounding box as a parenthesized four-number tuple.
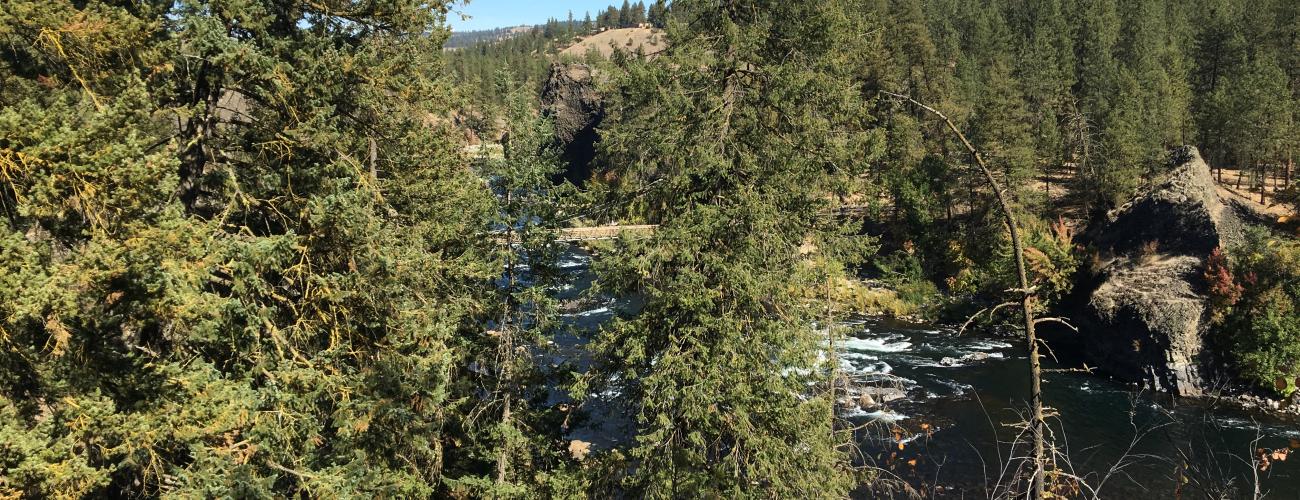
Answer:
(582, 1, 884, 496)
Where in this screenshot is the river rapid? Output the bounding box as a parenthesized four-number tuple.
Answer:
(546, 246, 1300, 498)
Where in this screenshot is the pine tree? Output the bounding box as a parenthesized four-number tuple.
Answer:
(971, 58, 1037, 207)
(648, 0, 669, 28)
(1118, 0, 1193, 177)
(1216, 53, 1295, 198)
(619, 0, 633, 28)
(604, 6, 620, 29)
(448, 73, 573, 497)
(0, 0, 508, 496)
(1191, 0, 1247, 171)
(633, 1, 648, 26)
(1014, 0, 1075, 205)
(581, 1, 884, 496)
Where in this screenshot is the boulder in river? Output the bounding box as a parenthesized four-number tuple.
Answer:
(1074, 146, 1244, 396)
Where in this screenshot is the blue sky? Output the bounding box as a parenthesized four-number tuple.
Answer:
(447, 1, 623, 31)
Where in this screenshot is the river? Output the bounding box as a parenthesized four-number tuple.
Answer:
(546, 246, 1300, 498)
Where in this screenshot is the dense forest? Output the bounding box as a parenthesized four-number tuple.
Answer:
(1, 0, 1298, 498)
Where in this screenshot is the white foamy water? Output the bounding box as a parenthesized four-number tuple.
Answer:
(967, 339, 1014, 350)
(842, 359, 893, 375)
(841, 408, 908, 422)
(576, 306, 610, 317)
(556, 255, 590, 270)
(841, 335, 913, 353)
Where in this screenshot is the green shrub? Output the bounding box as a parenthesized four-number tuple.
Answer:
(1216, 229, 1300, 397)
(1022, 217, 1081, 311)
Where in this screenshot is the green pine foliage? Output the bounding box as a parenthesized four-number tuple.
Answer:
(445, 75, 576, 498)
(0, 0, 538, 496)
(447, 2, 659, 110)
(854, 0, 1300, 313)
(577, 1, 884, 496)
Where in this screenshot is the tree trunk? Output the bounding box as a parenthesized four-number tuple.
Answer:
(496, 385, 512, 484)
(179, 60, 218, 215)
(885, 92, 1047, 499)
(826, 275, 837, 440)
(1261, 165, 1267, 204)
(496, 190, 516, 486)
(1044, 163, 1051, 211)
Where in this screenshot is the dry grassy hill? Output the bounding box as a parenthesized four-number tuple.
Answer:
(559, 27, 665, 59)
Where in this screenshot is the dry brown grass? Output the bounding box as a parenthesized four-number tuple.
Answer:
(558, 27, 665, 59)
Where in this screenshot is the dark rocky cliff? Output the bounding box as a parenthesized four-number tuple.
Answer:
(1072, 147, 1244, 396)
(540, 63, 604, 185)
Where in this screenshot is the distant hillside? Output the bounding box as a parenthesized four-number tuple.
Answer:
(559, 27, 665, 59)
(445, 26, 534, 49)
(447, 1, 667, 107)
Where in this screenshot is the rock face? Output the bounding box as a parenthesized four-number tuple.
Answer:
(1076, 147, 1243, 396)
(540, 63, 604, 185)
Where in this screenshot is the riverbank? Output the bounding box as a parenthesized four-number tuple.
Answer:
(553, 244, 1300, 498)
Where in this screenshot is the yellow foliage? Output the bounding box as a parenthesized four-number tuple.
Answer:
(44, 314, 71, 357)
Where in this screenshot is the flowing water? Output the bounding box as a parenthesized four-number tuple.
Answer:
(547, 247, 1300, 498)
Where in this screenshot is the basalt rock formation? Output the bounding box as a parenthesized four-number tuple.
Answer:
(540, 62, 604, 185)
(1073, 146, 1244, 396)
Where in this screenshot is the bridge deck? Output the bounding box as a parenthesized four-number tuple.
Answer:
(555, 224, 658, 242)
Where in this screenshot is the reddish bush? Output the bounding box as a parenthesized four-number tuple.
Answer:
(1204, 247, 1243, 316)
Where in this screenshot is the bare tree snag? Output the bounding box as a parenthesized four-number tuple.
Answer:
(884, 91, 1048, 499)
(368, 136, 379, 182)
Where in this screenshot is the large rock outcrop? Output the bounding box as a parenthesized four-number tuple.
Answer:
(1074, 147, 1243, 396)
(540, 63, 604, 185)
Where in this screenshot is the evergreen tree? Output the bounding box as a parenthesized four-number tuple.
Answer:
(1118, 0, 1193, 169)
(603, 6, 620, 29)
(971, 58, 1037, 206)
(582, 1, 884, 496)
(1215, 53, 1295, 196)
(0, 0, 515, 496)
(633, 1, 648, 26)
(1191, 0, 1247, 171)
(1014, 0, 1075, 204)
(886, 0, 943, 103)
(619, 0, 633, 28)
(648, 0, 669, 28)
(451, 74, 574, 497)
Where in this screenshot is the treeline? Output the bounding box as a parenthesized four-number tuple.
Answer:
(797, 0, 1300, 299)
(448, 1, 671, 107)
(445, 26, 531, 49)
(448, 27, 564, 106)
(868, 0, 1299, 214)
(590, 0, 670, 30)
(849, 0, 1300, 396)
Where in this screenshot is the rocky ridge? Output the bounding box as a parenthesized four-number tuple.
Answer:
(1074, 146, 1243, 396)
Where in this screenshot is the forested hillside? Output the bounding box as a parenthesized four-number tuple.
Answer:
(2, 0, 1298, 498)
(448, 1, 668, 107)
(445, 26, 534, 49)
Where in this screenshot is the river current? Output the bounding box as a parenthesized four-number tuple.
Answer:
(546, 246, 1299, 498)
